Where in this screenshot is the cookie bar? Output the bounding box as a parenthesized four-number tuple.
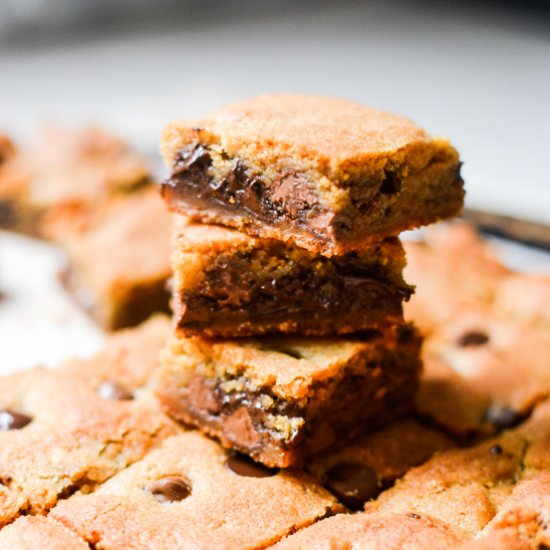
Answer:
(171, 216, 412, 337)
(271, 511, 466, 550)
(308, 419, 454, 509)
(361, 399, 550, 546)
(367, 431, 528, 538)
(474, 472, 550, 549)
(0, 516, 88, 550)
(50, 432, 342, 549)
(403, 222, 509, 333)
(0, 317, 175, 526)
(56, 189, 172, 330)
(418, 307, 550, 436)
(0, 125, 150, 236)
(155, 325, 422, 467)
(160, 94, 464, 256)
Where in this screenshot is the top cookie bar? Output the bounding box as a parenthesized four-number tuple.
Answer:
(160, 94, 464, 255)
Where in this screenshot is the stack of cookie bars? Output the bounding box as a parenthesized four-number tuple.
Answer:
(155, 94, 465, 467)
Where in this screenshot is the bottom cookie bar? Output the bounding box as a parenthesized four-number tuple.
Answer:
(51, 432, 342, 550)
(155, 325, 421, 467)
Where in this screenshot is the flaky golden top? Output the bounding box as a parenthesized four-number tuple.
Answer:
(161, 93, 453, 180)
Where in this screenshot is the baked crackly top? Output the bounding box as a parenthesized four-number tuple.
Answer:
(160, 93, 451, 181)
(159, 327, 417, 400)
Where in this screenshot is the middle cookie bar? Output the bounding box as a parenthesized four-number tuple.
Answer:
(155, 325, 421, 467)
(171, 216, 412, 337)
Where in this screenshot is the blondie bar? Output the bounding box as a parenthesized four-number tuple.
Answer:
(0, 126, 150, 236)
(171, 216, 411, 337)
(155, 325, 421, 467)
(57, 189, 172, 330)
(160, 94, 464, 256)
(51, 432, 342, 549)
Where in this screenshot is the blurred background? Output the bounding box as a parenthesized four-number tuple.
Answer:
(1, 0, 549, 221)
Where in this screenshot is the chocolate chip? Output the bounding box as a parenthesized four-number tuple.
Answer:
(97, 381, 134, 401)
(171, 144, 212, 181)
(0, 409, 32, 430)
(484, 404, 523, 431)
(146, 476, 191, 503)
(410, 513, 421, 519)
(456, 330, 489, 347)
(325, 462, 380, 510)
(379, 170, 402, 195)
(225, 453, 278, 478)
(490, 444, 503, 455)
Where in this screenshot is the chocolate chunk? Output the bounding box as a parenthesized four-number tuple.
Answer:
(410, 513, 421, 520)
(456, 330, 489, 347)
(173, 144, 211, 175)
(146, 476, 191, 503)
(224, 407, 261, 447)
(379, 170, 402, 195)
(225, 453, 278, 478)
(97, 380, 134, 401)
(484, 404, 523, 431)
(0, 409, 33, 430)
(489, 444, 503, 456)
(325, 462, 380, 509)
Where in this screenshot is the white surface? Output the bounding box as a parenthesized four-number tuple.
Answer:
(1, 229, 549, 377)
(0, 231, 105, 375)
(0, 2, 549, 222)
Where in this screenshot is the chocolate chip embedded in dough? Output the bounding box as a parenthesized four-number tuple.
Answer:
(0, 409, 33, 430)
(146, 476, 191, 503)
(97, 380, 134, 401)
(223, 406, 261, 447)
(484, 404, 523, 431)
(456, 330, 489, 347)
(489, 444, 503, 456)
(225, 453, 278, 478)
(325, 462, 380, 510)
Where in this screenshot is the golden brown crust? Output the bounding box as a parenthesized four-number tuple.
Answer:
(308, 419, 454, 493)
(51, 432, 342, 549)
(159, 328, 415, 401)
(271, 511, 467, 550)
(363, 399, 550, 545)
(0, 317, 176, 527)
(0, 516, 89, 550)
(161, 93, 433, 179)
